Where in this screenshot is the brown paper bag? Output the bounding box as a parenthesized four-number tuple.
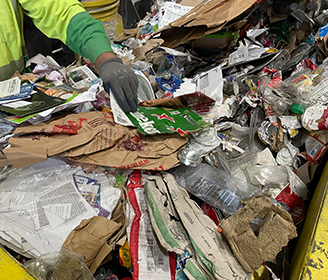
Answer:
(63, 191, 127, 274)
(3, 111, 187, 170)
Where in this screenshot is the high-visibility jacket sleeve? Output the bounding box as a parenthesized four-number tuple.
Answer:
(19, 0, 113, 64)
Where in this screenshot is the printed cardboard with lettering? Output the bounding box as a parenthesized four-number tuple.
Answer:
(3, 111, 187, 170)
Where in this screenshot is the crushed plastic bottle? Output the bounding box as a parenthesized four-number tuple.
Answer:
(173, 163, 259, 216)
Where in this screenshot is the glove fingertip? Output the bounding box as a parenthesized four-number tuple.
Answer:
(110, 87, 130, 113)
(118, 100, 130, 113)
(129, 101, 138, 113)
(103, 82, 111, 94)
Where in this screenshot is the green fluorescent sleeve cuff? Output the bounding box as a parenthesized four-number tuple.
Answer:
(66, 12, 113, 64)
(84, 35, 113, 64)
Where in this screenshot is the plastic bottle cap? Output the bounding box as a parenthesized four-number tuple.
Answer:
(290, 3, 298, 11)
(291, 103, 306, 115)
(306, 3, 314, 10)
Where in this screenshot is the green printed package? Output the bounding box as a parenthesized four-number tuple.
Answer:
(127, 107, 210, 136)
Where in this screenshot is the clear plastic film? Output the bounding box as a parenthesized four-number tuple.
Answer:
(172, 163, 259, 216)
(244, 165, 307, 199)
(0, 159, 74, 215)
(0, 158, 121, 257)
(24, 248, 94, 280)
(177, 126, 222, 167)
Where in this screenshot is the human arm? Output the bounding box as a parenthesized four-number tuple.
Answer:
(19, 0, 138, 112)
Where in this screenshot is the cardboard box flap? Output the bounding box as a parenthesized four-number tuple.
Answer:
(156, 0, 257, 48)
(174, 0, 256, 29)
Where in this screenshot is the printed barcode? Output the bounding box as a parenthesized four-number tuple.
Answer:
(215, 190, 239, 208)
(158, 255, 164, 266)
(9, 80, 17, 93)
(218, 190, 229, 200)
(147, 248, 152, 258)
(148, 238, 154, 247)
(147, 238, 154, 258)
(194, 177, 217, 197)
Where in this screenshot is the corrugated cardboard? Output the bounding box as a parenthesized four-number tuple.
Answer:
(191, 35, 236, 50)
(220, 194, 297, 273)
(132, 39, 164, 61)
(316, 31, 328, 63)
(154, 0, 257, 48)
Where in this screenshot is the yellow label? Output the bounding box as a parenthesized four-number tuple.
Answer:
(119, 240, 132, 269)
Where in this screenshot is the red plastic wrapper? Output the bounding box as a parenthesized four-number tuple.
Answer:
(275, 186, 305, 225)
(127, 171, 176, 280)
(201, 203, 224, 226)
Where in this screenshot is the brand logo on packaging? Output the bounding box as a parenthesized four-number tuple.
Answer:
(130, 111, 160, 134)
(151, 113, 175, 122)
(51, 118, 87, 134)
(167, 127, 193, 135)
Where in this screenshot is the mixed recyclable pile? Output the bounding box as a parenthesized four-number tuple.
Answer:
(1, 0, 328, 279)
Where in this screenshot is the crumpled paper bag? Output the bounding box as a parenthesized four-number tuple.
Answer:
(2, 111, 187, 170)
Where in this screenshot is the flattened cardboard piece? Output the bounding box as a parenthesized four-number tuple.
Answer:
(139, 92, 215, 109)
(267, 6, 289, 23)
(132, 39, 165, 61)
(114, 28, 139, 43)
(285, 22, 312, 54)
(220, 194, 297, 273)
(3, 111, 187, 170)
(269, 124, 285, 152)
(310, 163, 319, 180)
(179, 0, 203, 6)
(155, 0, 257, 48)
(295, 162, 311, 185)
(190, 31, 238, 50)
(316, 31, 328, 63)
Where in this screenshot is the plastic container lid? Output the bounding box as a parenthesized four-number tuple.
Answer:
(291, 103, 306, 115)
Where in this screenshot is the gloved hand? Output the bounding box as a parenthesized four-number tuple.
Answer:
(98, 57, 139, 113)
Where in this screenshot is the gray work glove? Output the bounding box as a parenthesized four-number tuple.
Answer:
(98, 57, 139, 113)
